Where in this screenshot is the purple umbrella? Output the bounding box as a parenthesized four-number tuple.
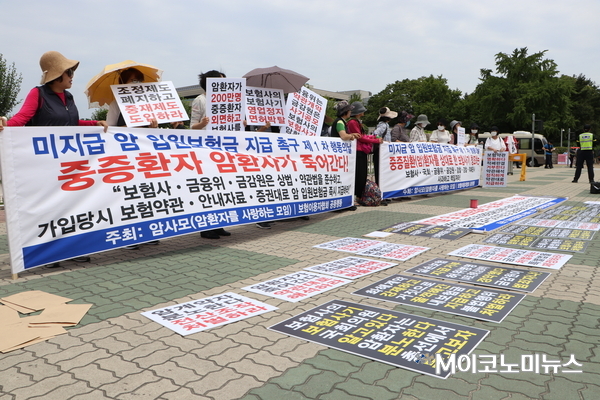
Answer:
(243, 66, 309, 94)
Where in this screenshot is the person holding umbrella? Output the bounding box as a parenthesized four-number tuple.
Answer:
(106, 68, 158, 128)
(85, 60, 162, 128)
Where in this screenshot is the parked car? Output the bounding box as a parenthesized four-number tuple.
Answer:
(477, 131, 548, 167)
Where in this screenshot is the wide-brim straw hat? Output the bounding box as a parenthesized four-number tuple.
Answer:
(39, 51, 79, 84)
(378, 107, 398, 120)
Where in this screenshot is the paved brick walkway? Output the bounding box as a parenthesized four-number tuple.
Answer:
(1, 165, 599, 399)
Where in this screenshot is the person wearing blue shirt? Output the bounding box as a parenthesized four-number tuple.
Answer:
(543, 141, 555, 169)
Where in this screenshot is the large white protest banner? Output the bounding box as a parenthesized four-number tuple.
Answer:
(110, 81, 188, 127)
(1, 126, 355, 273)
(379, 142, 482, 199)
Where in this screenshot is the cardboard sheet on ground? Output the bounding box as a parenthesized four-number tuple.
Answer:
(376, 222, 472, 240)
(304, 257, 397, 279)
(27, 303, 93, 326)
(353, 274, 525, 323)
(0, 323, 42, 353)
(0, 290, 73, 312)
(269, 299, 489, 379)
(448, 244, 571, 270)
(141, 292, 276, 336)
(1, 326, 67, 353)
(405, 258, 550, 293)
(313, 237, 386, 253)
(0, 290, 91, 352)
(242, 271, 350, 302)
(0, 305, 21, 324)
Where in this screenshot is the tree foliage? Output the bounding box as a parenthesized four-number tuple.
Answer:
(466, 47, 574, 139)
(564, 74, 600, 135)
(90, 107, 108, 121)
(364, 75, 462, 126)
(366, 47, 600, 143)
(0, 54, 23, 116)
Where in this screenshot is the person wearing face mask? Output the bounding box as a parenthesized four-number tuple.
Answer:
(430, 118, 451, 144)
(465, 123, 480, 146)
(485, 126, 507, 153)
(390, 111, 414, 142)
(410, 114, 429, 142)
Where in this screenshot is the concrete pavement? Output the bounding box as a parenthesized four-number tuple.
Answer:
(1, 163, 599, 400)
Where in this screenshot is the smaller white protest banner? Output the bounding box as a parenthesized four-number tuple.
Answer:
(304, 257, 397, 279)
(245, 86, 286, 127)
(206, 78, 246, 131)
(313, 237, 386, 253)
(141, 292, 276, 336)
(448, 244, 571, 270)
(242, 271, 350, 302)
(482, 151, 508, 187)
(456, 127, 466, 146)
(355, 243, 430, 261)
(110, 81, 188, 127)
(284, 87, 326, 136)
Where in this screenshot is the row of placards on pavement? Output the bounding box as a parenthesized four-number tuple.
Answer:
(141, 198, 600, 378)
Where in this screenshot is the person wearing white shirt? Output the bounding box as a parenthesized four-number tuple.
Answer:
(485, 126, 507, 153)
(430, 118, 451, 144)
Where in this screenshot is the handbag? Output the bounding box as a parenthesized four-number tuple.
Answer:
(360, 179, 382, 206)
(591, 181, 600, 194)
(360, 154, 382, 206)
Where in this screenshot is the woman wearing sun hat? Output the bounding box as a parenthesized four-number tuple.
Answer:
(1, 51, 107, 266)
(3, 51, 107, 130)
(371, 107, 397, 202)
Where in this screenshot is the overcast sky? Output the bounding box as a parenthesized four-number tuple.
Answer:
(2, 0, 599, 119)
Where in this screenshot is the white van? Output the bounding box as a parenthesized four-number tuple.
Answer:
(477, 131, 548, 167)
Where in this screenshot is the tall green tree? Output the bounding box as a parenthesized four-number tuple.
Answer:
(467, 47, 573, 140)
(563, 74, 600, 134)
(364, 75, 462, 126)
(0, 54, 23, 116)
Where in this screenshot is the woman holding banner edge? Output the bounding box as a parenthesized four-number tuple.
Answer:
(1, 51, 108, 268)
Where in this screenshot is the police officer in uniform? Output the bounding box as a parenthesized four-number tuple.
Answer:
(572, 125, 595, 183)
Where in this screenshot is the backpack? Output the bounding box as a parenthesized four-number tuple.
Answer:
(360, 179, 382, 206)
(591, 181, 600, 194)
